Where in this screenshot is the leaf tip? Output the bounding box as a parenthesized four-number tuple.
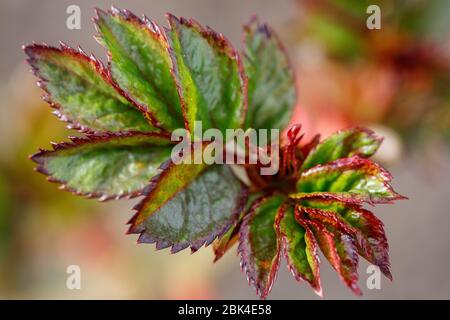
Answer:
(165, 12, 179, 27)
(314, 286, 324, 298)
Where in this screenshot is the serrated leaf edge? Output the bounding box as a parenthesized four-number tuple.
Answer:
(166, 13, 248, 133)
(127, 162, 249, 254)
(274, 203, 323, 297)
(93, 6, 175, 131)
(298, 207, 362, 296)
(298, 155, 407, 204)
(237, 194, 282, 299)
(29, 131, 172, 201)
(242, 16, 297, 131)
(23, 42, 157, 134)
(300, 126, 384, 171)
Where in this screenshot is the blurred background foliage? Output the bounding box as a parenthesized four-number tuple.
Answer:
(291, 0, 450, 162)
(0, 0, 449, 299)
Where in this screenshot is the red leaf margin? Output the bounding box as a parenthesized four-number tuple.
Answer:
(301, 126, 384, 169)
(23, 42, 160, 133)
(298, 207, 362, 296)
(30, 131, 172, 201)
(166, 13, 248, 134)
(298, 156, 408, 204)
(301, 206, 358, 236)
(127, 161, 249, 254)
(242, 15, 297, 127)
(237, 195, 282, 299)
(93, 6, 176, 131)
(275, 203, 323, 296)
(302, 198, 392, 280)
(291, 191, 375, 206)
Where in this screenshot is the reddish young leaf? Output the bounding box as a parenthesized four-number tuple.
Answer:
(301, 197, 392, 279)
(297, 156, 406, 204)
(297, 207, 362, 295)
(342, 208, 391, 280)
(302, 206, 357, 236)
(301, 127, 382, 171)
(238, 194, 285, 299)
(275, 204, 322, 296)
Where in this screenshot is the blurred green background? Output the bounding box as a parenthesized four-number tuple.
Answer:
(0, 0, 449, 299)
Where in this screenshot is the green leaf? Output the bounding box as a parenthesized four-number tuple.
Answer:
(302, 210, 362, 295)
(307, 14, 363, 60)
(296, 156, 404, 204)
(243, 17, 296, 131)
(275, 205, 322, 295)
(129, 165, 247, 253)
(30, 132, 173, 200)
(299, 205, 357, 235)
(127, 144, 207, 234)
(300, 197, 392, 279)
(239, 194, 285, 298)
(301, 127, 382, 171)
(166, 14, 247, 134)
(94, 7, 184, 130)
(24, 44, 154, 133)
